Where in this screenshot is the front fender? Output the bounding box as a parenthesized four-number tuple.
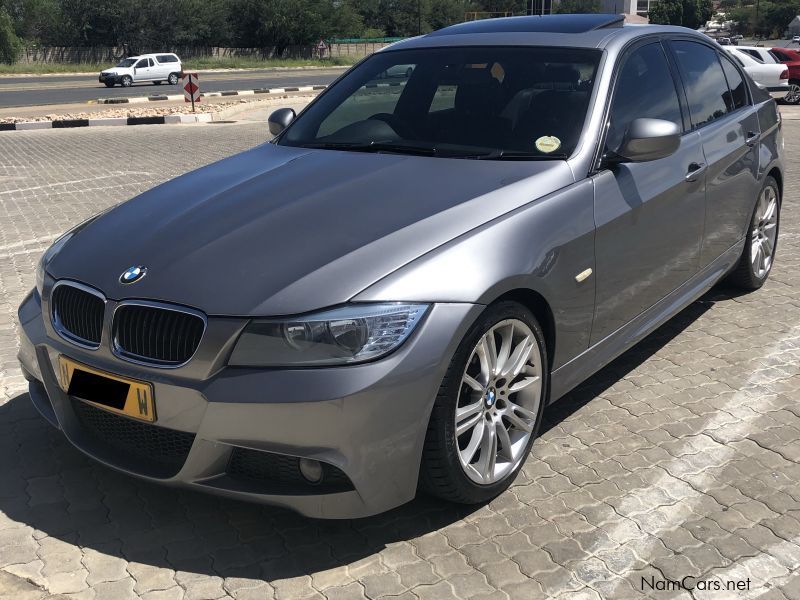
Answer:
(354, 179, 597, 370)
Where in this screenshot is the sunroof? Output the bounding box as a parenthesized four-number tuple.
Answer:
(428, 14, 625, 36)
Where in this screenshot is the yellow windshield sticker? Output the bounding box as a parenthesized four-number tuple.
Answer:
(535, 136, 561, 154)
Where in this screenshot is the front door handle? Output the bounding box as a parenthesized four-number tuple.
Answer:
(745, 131, 760, 147)
(685, 162, 707, 182)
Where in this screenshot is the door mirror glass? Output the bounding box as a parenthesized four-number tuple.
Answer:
(616, 118, 681, 162)
(268, 108, 296, 136)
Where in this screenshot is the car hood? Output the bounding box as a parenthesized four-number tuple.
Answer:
(49, 143, 575, 315)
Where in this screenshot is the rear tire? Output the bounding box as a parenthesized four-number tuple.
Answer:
(726, 176, 780, 290)
(420, 301, 548, 504)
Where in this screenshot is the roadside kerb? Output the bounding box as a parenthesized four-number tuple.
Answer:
(96, 84, 329, 104)
(0, 113, 213, 131)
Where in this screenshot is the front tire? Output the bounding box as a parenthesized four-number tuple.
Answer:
(121, 75, 132, 87)
(727, 176, 780, 290)
(168, 73, 179, 85)
(784, 81, 800, 104)
(420, 301, 548, 504)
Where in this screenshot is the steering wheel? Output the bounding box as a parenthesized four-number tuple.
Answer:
(367, 113, 418, 140)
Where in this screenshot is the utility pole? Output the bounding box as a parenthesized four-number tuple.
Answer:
(417, 0, 421, 35)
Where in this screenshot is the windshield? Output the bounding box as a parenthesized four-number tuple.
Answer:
(116, 58, 136, 67)
(279, 47, 601, 159)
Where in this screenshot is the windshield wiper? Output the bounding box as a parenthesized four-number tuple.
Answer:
(300, 141, 438, 156)
(461, 149, 569, 160)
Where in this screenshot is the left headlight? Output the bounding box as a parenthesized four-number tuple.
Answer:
(228, 303, 429, 367)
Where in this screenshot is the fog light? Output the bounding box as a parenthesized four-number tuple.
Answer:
(299, 458, 323, 484)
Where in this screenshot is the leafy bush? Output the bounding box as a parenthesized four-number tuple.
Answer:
(0, 8, 21, 64)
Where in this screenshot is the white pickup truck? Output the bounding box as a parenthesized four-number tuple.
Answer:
(99, 54, 183, 88)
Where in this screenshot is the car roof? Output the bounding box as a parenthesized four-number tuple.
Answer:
(733, 45, 770, 51)
(128, 53, 179, 59)
(382, 15, 706, 52)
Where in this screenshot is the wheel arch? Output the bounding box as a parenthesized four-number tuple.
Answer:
(485, 288, 556, 370)
(767, 166, 783, 199)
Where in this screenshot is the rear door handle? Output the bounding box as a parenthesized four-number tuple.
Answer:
(685, 162, 707, 182)
(746, 131, 760, 147)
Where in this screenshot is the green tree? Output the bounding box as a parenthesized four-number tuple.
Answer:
(0, 7, 21, 63)
(762, 1, 800, 38)
(554, 0, 601, 13)
(648, 0, 683, 25)
(429, 0, 471, 31)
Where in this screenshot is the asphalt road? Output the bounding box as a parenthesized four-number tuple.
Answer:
(0, 67, 346, 108)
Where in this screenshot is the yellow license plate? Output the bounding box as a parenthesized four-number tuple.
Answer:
(58, 356, 156, 422)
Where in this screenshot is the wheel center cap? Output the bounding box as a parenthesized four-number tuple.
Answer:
(484, 388, 496, 408)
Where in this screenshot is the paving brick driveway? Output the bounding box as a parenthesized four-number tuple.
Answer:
(0, 119, 799, 600)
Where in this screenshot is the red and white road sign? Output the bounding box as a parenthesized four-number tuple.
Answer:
(317, 39, 328, 51)
(182, 73, 200, 104)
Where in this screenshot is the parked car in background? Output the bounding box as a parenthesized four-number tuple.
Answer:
(21, 15, 783, 518)
(721, 46, 789, 98)
(770, 46, 800, 103)
(99, 54, 182, 88)
(379, 63, 415, 79)
(793, 35, 800, 44)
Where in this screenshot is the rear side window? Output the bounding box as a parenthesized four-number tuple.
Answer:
(672, 41, 730, 129)
(157, 55, 178, 63)
(719, 54, 748, 111)
(740, 49, 764, 63)
(606, 42, 683, 154)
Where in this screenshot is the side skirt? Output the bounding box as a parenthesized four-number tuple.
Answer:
(549, 240, 744, 403)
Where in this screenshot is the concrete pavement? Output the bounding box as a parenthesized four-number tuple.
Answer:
(0, 119, 798, 599)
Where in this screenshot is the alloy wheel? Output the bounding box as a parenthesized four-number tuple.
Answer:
(455, 319, 543, 485)
(751, 184, 779, 279)
(785, 83, 800, 104)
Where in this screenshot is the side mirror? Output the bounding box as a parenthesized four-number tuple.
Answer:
(616, 118, 681, 162)
(268, 108, 296, 136)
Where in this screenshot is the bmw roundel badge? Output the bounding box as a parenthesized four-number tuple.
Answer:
(120, 265, 147, 284)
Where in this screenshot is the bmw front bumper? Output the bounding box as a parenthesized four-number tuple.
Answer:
(17, 284, 480, 518)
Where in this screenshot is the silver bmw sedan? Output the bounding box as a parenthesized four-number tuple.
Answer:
(18, 14, 783, 518)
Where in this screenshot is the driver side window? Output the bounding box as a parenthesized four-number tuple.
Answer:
(136, 59, 149, 68)
(606, 43, 683, 155)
